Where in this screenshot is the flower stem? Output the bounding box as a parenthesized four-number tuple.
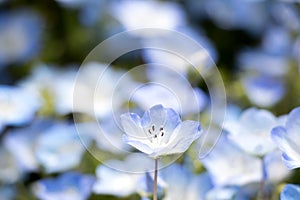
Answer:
(153, 158, 158, 200)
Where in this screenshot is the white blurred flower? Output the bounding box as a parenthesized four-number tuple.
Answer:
(35, 123, 91, 173)
(32, 172, 95, 200)
(201, 134, 262, 186)
(0, 85, 41, 127)
(161, 164, 213, 200)
(242, 75, 285, 107)
(142, 27, 217, 74)
(110, 0, 186, 36)
(238, 50, 289, 77)
(73, 62, 135, 118)
(224, 107, 285, 156)
(19, 64, 77, 115)
(93, 154, 164, 197)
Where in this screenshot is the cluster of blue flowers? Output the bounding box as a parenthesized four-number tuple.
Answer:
(0, 0, 300, 200)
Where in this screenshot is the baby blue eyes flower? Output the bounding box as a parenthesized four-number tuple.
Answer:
(271, 107, 300, 169)
(0, 9, 43, 68)
(224, 107, 283, 156)
(280, 184, 300, 200)
(32, 172, 95, 200)
(120, 105, 201, 158)
(242, 75, 285, 107)
(0, 85, 41, 127)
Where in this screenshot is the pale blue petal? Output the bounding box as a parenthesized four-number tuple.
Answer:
(281, 184, 300, 200)
(123, 135, 154, 155)
(271, 126, 300, 169)
(286, 107, 300, 144)
(120, 113, 145, 139)
(163, 120, 201, 155)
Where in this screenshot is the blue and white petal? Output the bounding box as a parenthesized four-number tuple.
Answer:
(281, 184, 300, 200)
(32, 172, 95, 200)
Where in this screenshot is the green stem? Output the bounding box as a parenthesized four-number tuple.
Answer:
(153, 159, 158, 200)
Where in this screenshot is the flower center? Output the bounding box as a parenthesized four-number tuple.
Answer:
(147, 124, 165, 144)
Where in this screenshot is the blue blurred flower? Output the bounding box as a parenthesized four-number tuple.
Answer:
(3, 119, 54, 172)
(93, 154, 164, 197)
(72, 62, 136, 118)
(271, 107, 300, 169)
(224, 107, 285, 156)
(35, 123, 91, 173)
(263, 151, 291, 183)
(0, 85, 41, 128)
(121, 104, 201, 158)
(93, 164, 144, 197)
(205, 187, 239, 200)
(132, 67, 207, 116)
(142, 27, 217, 73)
(202, 0, 268, 33)
(242, 75, 285, 107)
(78, 116, 132, 154)
(261, 26, 292, 56)
(19, 64, 77, 115)
(201, 134, 262, 186)
(32, 171, 95, 200)
(270, 3, 300, 32)
(0, 9, 43, 68)
(280, 184, 300, 200)
(110, 0, 186, 36)
(161, 164, 213, 200)
(238, 50, 289, 77)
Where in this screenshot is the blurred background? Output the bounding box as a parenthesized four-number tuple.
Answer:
(0, 0, 300, 199)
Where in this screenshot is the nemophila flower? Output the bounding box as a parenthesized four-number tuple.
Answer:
(93, 154, 164, 197)
(161, 164, 213, 200)
(201, 134, 262, 186)
(224, 107, 285, 156)
(3, 119, 53, 172)
(262, 26, 292, 56)
(263, 151, 291, 183)
(280, 184, 300, 200)
(202, 0, 267, 32)
(120, 104, 201, 158)
(132, 81, 207, 116)
(0, 85, 41, 127)
(205, 187, 239, 200)
(79, 115, 132, 154)
(110, 0, 186, 36)
(35, 123, 92, 173)
(142, 66, 207, 116)
(237, 49, 288, 77)
(242, 75, 285, 107)
(270, 3, 300, 32)
(271, 107, 300, 169)
(142, 27, 217, 74)
(32, 172, 95, 200)
(0, 9, 43, 68)
(19, 64, 78, 115)
(73, 62, 135, 118)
